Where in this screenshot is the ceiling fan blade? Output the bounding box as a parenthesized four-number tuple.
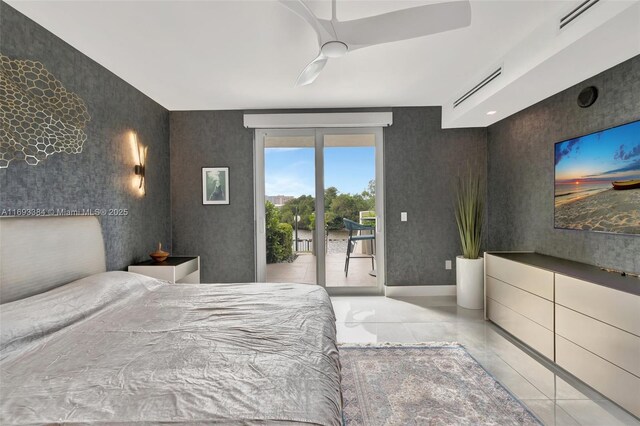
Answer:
(295, 53, 328, 86)
(279, 0, 334, 45)
(333, 0, 471, 50)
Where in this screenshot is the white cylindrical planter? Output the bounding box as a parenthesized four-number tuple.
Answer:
(456, 256, 484, 309)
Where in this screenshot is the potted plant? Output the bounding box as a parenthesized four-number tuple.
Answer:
(454, 171, 484, 309)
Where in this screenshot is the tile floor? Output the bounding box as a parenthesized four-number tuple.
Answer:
(267, 253, 377, 287)
(331, 295, 640, 426)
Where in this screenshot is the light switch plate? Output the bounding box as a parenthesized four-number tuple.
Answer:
(401, 212, 407, 222)
(445, 260, 452, 270)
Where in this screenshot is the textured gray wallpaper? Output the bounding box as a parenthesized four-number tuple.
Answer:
(488, 55, 640, 274)
(171, 107, 486, 286)
(0, 3, 171, 271)
(385, 107, 487, 286)
(170, 111, 255, 283)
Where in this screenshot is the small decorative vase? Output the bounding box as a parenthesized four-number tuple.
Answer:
(150, 242, 169, 263)
(456, 256, 484, 309)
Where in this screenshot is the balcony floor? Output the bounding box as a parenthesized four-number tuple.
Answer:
(266, 253, 377, 287)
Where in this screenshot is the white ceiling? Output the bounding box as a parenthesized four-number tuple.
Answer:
(6, 0, 640, 127)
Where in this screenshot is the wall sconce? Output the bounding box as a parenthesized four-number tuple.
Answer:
(131, 131, 147, 196)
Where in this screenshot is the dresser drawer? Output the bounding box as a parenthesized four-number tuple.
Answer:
(486, 254, 554, 300)
(556, 335, 640, 418)
(175, 258, 199, 281)
(487, 276, 553, 330)
(555, 305, 640, 377)
(487, 297, 554, 360)
(555, 274, 640, 336)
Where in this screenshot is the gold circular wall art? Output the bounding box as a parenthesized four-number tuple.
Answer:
(0, 53, 91, 168)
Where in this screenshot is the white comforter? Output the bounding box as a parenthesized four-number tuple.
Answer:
(0, 272, 342, 425)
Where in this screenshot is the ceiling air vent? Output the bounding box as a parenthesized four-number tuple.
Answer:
(560, 0, 600, 30)
(453, 67, 502, 108)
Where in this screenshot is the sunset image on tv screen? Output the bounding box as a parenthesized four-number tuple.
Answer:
(554, 120, 640, 235)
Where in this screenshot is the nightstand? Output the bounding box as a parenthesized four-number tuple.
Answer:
(128, 256, 200, 283)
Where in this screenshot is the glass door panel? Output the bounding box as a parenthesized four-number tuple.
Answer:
(264, 134, 316, 285)
(323, 132, 378, 288)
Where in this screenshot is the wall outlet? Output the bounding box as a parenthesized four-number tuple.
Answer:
(401, 212, 408, 222)
(445, 260, 452, 270)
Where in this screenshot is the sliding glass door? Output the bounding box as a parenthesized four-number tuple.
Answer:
(255, 127, 384, 294)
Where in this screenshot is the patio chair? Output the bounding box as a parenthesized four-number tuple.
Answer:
(343, 218, 375, 277)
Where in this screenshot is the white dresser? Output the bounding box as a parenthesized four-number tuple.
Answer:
(485, 252, 640, 418)
(486, 254, 555, 359)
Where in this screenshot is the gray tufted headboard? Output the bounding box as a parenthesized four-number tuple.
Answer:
(0, 216, 106, 304)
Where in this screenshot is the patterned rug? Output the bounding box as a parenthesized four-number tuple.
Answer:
(340, 343, 541, 425)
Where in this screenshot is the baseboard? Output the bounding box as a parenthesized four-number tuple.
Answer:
(384, 284, 456, 297)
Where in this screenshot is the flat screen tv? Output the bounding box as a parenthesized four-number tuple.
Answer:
(554, 120, 640, 235)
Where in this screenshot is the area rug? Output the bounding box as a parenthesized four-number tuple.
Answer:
(340, 343, 541, 426)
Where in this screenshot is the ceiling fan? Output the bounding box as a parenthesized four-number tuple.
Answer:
(280, 0, 472, 86)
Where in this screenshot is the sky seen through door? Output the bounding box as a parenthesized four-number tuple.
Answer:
(265, 147, 375, 196)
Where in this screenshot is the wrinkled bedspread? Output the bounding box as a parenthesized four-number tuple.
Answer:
(0, 272, 341, 425)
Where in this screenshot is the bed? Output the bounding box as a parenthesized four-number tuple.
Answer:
(0, 216, 342, 425)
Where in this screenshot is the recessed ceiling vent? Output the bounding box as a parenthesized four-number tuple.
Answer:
(453, 67, 502, 108)
(560, 0, 600, 30)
